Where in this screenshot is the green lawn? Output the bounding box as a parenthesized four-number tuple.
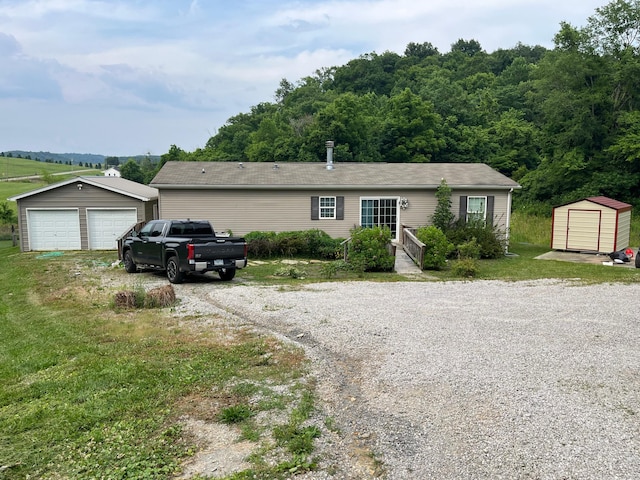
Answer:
(0, 156, 96, 180)
(0, 249, 320, 479)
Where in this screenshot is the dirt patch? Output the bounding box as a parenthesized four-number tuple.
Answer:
(175, 418, 256, 479)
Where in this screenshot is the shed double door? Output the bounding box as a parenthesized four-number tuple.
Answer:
(566, 209, 601, 251)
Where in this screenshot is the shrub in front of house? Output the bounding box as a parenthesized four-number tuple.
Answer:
(451, 257, 479, 278)
(245, 231, 278, 258)
(245, 230, 343, 260)
(456, 237, 481, 260)
(446, 220, 505, 259)
(347, 226, 395, 272)
(416, 225, 455, 270)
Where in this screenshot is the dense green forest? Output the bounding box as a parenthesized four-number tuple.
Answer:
(159, 0, 640, 213)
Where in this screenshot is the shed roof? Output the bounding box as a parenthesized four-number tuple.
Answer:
(150, 161, 521, 190)
(8, 176, 158, 202)
(585, 196, 632, 211)
(555, 196, 632, 212)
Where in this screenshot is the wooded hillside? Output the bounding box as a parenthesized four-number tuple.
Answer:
(162, 0, 640, 213)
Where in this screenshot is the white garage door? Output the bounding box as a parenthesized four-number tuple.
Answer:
(87, 209, 138, 250)
(27, 209, 81, 251)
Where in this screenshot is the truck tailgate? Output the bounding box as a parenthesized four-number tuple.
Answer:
(193, 240, 245, 259)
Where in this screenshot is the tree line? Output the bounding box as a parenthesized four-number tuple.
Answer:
(152, 0, 640, 213)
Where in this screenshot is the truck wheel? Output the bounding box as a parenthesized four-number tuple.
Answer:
(123, 250, 138, 273)
(218, 268, 236, 281)
(166, 256, 184, 284)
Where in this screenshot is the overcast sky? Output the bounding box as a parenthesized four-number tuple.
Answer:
(0, 0, 608, 157)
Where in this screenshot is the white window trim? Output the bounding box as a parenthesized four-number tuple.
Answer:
(467, 195, 487, 223)
(319, 196, 336, 219)
(359, 196, 400, 240)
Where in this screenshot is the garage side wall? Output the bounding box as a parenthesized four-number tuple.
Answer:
(16, 183, 152, 251)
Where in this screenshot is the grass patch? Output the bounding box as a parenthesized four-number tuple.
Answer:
(428, 242, 640, 283)
(0, 155, 96, 179)
(0, 249, 321, 479)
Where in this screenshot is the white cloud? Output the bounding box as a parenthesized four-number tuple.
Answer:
(0, 0, 610, 156)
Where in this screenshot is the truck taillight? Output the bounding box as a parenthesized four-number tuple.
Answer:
(187, 243, 194, 260)
(244, 244, 248, 257)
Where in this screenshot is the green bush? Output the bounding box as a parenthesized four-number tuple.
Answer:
(320, 260, 351, 279)
(274, 266, 307, 279)
(416, 226, 455, 270)
(451, 257, 479, 278)
(347, 226, 395, 272)
(456, 237, 481, 260)
(246, 230, 343, 259)
(446, 220, 505, 259)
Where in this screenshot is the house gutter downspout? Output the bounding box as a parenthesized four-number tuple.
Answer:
(505, 187, 513, 253)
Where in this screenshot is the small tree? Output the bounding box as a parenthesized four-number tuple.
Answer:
(120, 159, 145, 184)
(105, 156, 120, 167)
(0, 201, 16, 224)
(432, 178, 454, 231)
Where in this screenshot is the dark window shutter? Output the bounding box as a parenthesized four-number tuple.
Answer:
(459, 196, 467, 222)
(336, 196, 344, 220)
(311, 196, 319, 220)
(486, 196, 494, 226)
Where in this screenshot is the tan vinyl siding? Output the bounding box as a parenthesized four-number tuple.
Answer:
(158, 188, 513, 239)
(452, 190, 512, 232)
(616, 210, 631, 251)
(16, 182, 154, 251)
(551, 207, 570, 250)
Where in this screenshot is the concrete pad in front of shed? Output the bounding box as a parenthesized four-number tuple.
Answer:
(535, 249, 637, 267)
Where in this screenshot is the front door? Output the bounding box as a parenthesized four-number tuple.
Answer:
(360, 197, 399, 239)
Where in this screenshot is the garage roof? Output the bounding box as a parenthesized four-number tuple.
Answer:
(8, 176, 158, 202)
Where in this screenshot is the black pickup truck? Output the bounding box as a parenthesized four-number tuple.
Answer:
(121, 220, 247, 284)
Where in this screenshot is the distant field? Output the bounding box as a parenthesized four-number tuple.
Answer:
(0, 156, 96, 179)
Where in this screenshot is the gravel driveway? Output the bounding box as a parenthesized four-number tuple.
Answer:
(199, 279, 640, 479)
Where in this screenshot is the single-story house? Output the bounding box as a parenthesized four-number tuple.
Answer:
(551, 196, 632, 253)
(150, 161, 521, 243)
(9, 176, 158, 251)
(104, 167, 121, 177)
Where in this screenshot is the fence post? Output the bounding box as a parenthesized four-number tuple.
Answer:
(11, 224, 17, 247)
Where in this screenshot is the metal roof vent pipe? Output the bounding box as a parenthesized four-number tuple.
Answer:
(325, 140, 334, 170)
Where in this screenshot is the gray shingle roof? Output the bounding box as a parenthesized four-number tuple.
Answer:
(8, 176, 158, 201)
(151, 162, 521, 190)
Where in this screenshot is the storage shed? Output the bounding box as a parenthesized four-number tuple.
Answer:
(551, 196, 632, 253)
(8, 176, 158, 252)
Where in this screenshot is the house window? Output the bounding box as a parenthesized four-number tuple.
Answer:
(467, 196, 487, 223)
(360, 197, 398, 238)
(311, 196, 344, 220)
(320, 196, 336, 219)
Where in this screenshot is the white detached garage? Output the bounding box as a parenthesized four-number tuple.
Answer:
(551, 196, 632, 254)
(9, 176, 158, 252)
